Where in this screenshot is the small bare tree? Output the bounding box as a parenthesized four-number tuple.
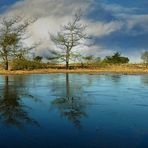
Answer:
(141, 51, 148, 65)
(50, 11, 87, 69)
(0, 16, 35, 70)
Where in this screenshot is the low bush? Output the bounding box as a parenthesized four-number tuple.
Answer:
(11, 59, 47, 70)
(104, 52, 129, 64)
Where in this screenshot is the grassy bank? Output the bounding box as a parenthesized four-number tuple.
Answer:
(0, 64, 148, 75)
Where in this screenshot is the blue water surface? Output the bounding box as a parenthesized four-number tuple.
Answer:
(0, 74, 148, 148)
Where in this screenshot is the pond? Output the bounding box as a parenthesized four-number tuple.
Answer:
(0, 74, 148, 148)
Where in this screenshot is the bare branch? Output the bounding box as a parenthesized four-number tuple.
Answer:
(50, 10, 90, 69)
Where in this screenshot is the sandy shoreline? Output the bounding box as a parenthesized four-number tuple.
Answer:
(0, 68, 148, 75)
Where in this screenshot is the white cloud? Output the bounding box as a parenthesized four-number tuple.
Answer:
(5, 0, 92, 17)
(86, 21, 123, 37)
(126, 15, 148, 31)
(103, 3, 137, 14)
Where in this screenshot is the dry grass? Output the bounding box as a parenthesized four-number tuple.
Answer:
(0, 64, 148, 75)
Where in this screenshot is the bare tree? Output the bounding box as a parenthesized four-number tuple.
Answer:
(0, 16, 35, 70)
(50, 11, 87, 69)
(141, 51, 148, 65)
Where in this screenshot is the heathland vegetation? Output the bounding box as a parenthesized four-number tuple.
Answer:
(0, 12, 148, 74)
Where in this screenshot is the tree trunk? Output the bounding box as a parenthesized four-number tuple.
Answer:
(5, 61, 8, 70)
(3, 47, 9, 70)
(66, 61, 69, 69)
(66, 49, 70, 69)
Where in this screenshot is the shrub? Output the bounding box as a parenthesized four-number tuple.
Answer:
(104, 52, 129, 64)
(11, 59, 47, 70)
(33, 56, 43, 62)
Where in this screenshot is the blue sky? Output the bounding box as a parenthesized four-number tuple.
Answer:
(0, 0, 20, 12)
(0, 0, 17, 6)
(0, 0, 148, 62)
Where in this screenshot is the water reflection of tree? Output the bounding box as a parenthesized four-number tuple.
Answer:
(141, 75, 148, 86)
(105, 74, 122, 84)
(0, 76, 38, 128)
(52, 74, 87, 129)
(49, 74, 84, 98)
